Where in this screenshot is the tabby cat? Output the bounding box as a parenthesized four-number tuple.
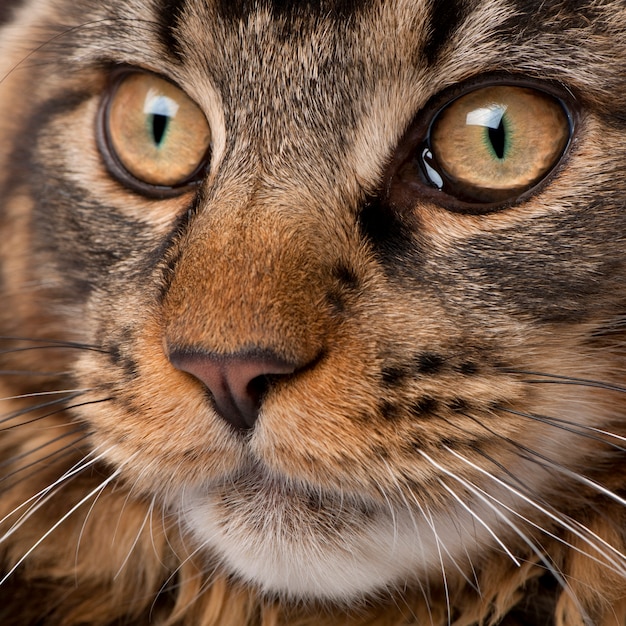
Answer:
(0, 0, 625, 624)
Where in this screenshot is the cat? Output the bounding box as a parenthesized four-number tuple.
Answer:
(1, 0, 626, 624)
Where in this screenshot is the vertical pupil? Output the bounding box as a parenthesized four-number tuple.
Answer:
(151, 114, 169, 147)
(488, 118, 506, 159)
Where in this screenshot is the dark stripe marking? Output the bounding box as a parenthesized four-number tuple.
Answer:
(0, 0, 24, 26)
(422, 0, 469, 65)
(214, 0, 371, 22)
(156, 0, 187, 61)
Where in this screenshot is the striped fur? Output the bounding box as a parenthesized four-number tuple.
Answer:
(0, 0, 626, 624)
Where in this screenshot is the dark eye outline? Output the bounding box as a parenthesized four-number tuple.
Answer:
(387, 74, 579, 215)
(97, 68, 212, 199)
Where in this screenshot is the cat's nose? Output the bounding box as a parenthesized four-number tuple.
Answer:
(169, 350, 297, 431)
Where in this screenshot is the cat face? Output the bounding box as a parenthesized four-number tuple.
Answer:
(1, 0, 626, 621)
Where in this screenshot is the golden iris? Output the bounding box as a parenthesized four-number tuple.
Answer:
(427, 85, 570, 203)
(105, 73, 211, 188)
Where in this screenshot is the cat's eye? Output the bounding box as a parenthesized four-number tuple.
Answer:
(99, 72, 211, 195)
(397, 82, 573, 210)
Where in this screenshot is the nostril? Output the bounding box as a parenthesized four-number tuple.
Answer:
(168, 349, 297, 431)
(246, 374, 271, 408)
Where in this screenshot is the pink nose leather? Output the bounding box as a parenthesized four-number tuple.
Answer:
(169, 351, 296, 430)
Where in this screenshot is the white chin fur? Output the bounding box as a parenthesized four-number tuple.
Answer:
(177, 481, 503, 602)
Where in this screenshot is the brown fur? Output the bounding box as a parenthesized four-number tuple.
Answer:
(1, 0, 626, 623)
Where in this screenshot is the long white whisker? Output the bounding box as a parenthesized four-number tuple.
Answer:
(150, 534, 211, 619)
(422, 503, 452, 626)
(441, 411, 626, 574)
(398, 478, 480, 594)
(376, 458, 441, 622)
(74, 457, 131, 580)
(418, 449, 584, 618)
(114, 498, 153, 580)
(0, 465, 124, 585)
(377, 472, 400, 549)
(500, 407, 626, 453)
(147, 495, 169, 571)
(379, 457, 423, 550)
(0, 446, 107, 536)
(444, 446, 626, 576)
(436, 477, 521, 567)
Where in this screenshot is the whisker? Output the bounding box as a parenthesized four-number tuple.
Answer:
(448, 408, 623, 522)
(433, 412, 547, 505)
(0, 17, 161, 85)
(423, 504, 452, 626)
(150, 542, 219, 615)
(451, 411, 626, 571)
(377, 475, 400, 547)
(418, 449, 590, 621)
(0, 426, 86, 470)
(379, 456, 475, 612)
(111, 493, 154, 580)
(0, 369, 71, 377)
(0, 462, 125, 586)
(467, 411, 626, 519)
(380, 457, 481, 595)
(502, 368, 626, 395)
(0, 345, 107, 356)
(0, 446, 108, 535)
(0, 396, 113, 431)
(73, 463, 138, 582)
(422, 449, 552, 558)
(0, 392, 84, 427)
(0, 336, 104, 350)
(157, 484, 240, 615)
(436, 477, 521, 567)
(449, 410, 626, 576)
(421, 451, 544, 578)
(379, 457, 422, 545)
(438, 411, 596, 553)
(443, 446, 626, 577)
(0, 434, 91, 497)
(150, 534, 213, 620)
(0, 426, 88, 476)
(148, 496, 172, 572)
(0, 388, 93, 402)
(500, 406, 626, 451)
